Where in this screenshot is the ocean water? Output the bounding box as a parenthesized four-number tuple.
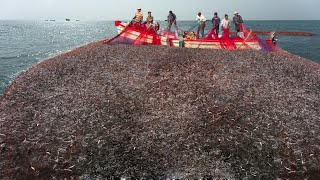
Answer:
(0, 20, 319, 95)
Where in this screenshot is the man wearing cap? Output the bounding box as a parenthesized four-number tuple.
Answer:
(133, 8, 143, 24)
(196, 12, 206, 39)
(146, 11, 154, 28)
(233, 11, 243, 34)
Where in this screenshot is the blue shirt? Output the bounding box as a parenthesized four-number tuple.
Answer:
(212, 17, 221, 29)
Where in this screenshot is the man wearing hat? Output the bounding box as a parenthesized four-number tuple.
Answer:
(133, 8, 143, 24)
(233, 11, 243, 34)
(146, 11, 154, 28)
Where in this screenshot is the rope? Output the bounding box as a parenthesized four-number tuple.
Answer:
(236, 30, 252, 50)
(103, 21, 133, 44)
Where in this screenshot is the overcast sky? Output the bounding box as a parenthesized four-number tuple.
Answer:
(0, 0, 319, 20)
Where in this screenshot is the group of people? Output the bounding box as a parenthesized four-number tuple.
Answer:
(132, 8, 160, 32)
(196, 11, 244, 38)
(132, 8, 244, 39)
(132, 8, 177, 32)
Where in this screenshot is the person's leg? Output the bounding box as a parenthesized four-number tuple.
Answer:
(174, 20, 178, 30)
(167, 23, 172, 31)
(201, 27, 205, 38)
(197, 25, 201, 39)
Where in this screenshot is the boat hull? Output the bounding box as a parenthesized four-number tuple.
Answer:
(109, 21, 279, 52)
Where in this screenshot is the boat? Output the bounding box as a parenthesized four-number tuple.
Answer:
(66, 19, 71, 21)
(105, 21, 279, 52)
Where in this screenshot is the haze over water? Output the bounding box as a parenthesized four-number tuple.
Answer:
(0, 20, 320, 95)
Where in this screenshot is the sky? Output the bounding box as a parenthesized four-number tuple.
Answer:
(0, 0, 319, 21)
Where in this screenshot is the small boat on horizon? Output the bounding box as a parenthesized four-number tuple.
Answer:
(49, 20, 55, 21)
(66, 19, 70, 21)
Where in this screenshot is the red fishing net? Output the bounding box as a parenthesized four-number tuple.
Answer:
(106, 21, 280, 52)
(106, 21, 161, 45)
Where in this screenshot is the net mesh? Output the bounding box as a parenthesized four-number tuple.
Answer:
(105, 21, 280, 52)
(107, 22, 161, 45)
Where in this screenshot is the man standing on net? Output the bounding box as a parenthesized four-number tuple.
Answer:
(221, 14, 231, 37)
(167, 11, 177, 31)
(212, 12, 221, 35)
(196, 12, 206, 39)
(233, 11, 243, 35)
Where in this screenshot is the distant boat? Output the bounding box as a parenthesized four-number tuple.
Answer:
(76, 20, 80, 21)
(66, 19, 70, 21)
(50, 20, 55, 21)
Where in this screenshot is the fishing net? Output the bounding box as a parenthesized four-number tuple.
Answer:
(105, 21, 161, 45)
(106, 21, 279, 52)
(236, 24, 280, 51)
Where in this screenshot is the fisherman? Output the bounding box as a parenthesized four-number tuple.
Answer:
(133, 8, 143, 24)
(146, 11, 154, 28)
(212, 12, 221, 35)
(167, 11, 177, 31)
(196, 12, 206, 39)
(233, 11, 243, 34)
(150, 20, 160, 32)
(221, 14, 231, 36)
(269, 31, 278, 45)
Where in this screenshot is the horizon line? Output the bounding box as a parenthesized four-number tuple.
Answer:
(1, 19, 320, 21)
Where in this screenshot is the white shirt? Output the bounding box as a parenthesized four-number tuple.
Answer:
(221, 18, 230, 29)
(196, 15, 206, 23)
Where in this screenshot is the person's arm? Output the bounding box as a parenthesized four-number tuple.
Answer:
(239, 16, 243, 23)
(196, 16, 200, 24)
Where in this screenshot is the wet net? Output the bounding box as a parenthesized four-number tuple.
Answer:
(105, 21, 161, 45)
(105, 21, 280, 52)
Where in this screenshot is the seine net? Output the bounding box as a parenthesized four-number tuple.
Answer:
(106, 21, 161, 45)
(106, 21, 280, 52)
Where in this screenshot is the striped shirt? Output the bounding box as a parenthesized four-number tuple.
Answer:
(135, 12, 143, 23)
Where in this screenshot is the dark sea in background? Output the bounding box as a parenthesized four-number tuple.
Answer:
(0, 20, 319, 95)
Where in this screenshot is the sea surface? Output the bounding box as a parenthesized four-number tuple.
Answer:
(0, 20, 319, 95)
